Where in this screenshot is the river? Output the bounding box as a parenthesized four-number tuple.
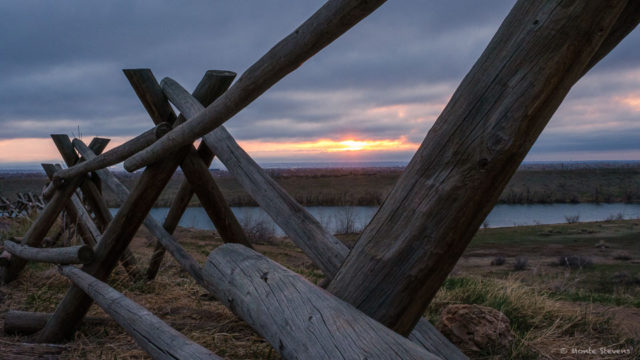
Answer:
(110, 203, 640, 236)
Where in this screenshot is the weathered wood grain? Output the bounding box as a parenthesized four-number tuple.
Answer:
(123, 0, 387, 171)
(203, 244, 439, 360)
(53, 123, 171, 182)
(60, 265, 221, 360)
(3, 240, 93, 264)
(327, 0, 634, 335)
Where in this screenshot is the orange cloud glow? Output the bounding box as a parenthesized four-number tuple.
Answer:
(0, 137, 127, 164)
(239, 137, 420, 155)
(617, 94, 640, 111)
(0, 136, 420, 165)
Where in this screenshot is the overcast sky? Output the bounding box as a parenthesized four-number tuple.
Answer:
(1, 0, 639, 168)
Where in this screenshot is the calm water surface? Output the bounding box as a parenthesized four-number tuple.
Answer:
(111, 203, 640, 236)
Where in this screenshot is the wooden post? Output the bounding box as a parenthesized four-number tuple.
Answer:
(326, 0, 636, 335)
(36, 137, 191, 343)
(203, 244, 439, 360)
(50, 135, 141, 278)
(73, 139, 207, 287)
(123, 0, 387, 171)
(59, 265, 222, 360)
(161, 77, 464, 359)
(3, 240, 93, 264)
(53, 123, 171, 182)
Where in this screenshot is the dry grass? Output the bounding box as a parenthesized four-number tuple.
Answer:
(428, 275, 638, 359)
(1, 217, 639, 359)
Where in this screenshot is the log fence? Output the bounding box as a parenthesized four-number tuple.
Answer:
(2, 0, 636, 358)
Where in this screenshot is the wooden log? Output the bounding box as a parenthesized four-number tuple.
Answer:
(3, 310, 111, 335)
(123, 0, 387, 171)
(0, 339, 68, 359)
(122, 69, 178, 125)
(161, 77, 348, 278)
(123, 69, 251, 279)
(53, 123, 171, 182)
(36, 137, 191, 343)
(59, 265, 221, 360)
(326, 0, 634, 336)
(41, 182, 56, 202)
(161, 77, 465, 359)
(74, 137, 206, 287)
(203, 244, 439, 360)
(51, 135, 140, 278)
(145, 167, 200, 280)
(3, 240, 93, 264)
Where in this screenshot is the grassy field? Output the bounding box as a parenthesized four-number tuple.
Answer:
(1, 217, 638, 359)
(1, 164, 640, 207)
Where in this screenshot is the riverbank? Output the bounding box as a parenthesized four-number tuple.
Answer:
(1, 164, 640, 207)
(0, 218, 638, 358)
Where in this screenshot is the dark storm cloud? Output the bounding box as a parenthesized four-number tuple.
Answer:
(1, 0, 639, 162)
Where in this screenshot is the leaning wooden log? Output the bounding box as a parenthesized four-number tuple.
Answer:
(123, 0, 386, 171)
(51, 135, 141, 278)
(3, 240, 93, 264)
(161, 77, 464, 359)
(146, 165, 202, 280)
(203, 244, 439, 360)
(122, 69, 250, 280)
(161, 77, 347, 277)
(3, 310, 111, 335)
(36, 136, 191, 343)
(53, 123, 172, 183)
(326, 0, 636, 336)
(74, 140, 206, 287)
(59, 265, 222, 360)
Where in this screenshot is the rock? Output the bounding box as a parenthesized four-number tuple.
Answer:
(595, 240, 610, 249)
(439, 304, 515, 354)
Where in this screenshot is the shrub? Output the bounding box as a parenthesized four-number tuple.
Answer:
(564, 214, 580, 224)
(334, 206, 359, 234)
(556, 255, 593, 269)
(513, 257, 528, 271)
(241, 216, 276, 244)
(491, 256, 506, 266)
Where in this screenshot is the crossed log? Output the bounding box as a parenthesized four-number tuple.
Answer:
(2, 0, 638, 358)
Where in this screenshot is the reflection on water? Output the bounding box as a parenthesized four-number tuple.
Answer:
(111, 203, 640, 236)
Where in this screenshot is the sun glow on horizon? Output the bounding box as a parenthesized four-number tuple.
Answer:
(238, 137, 419, 155)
